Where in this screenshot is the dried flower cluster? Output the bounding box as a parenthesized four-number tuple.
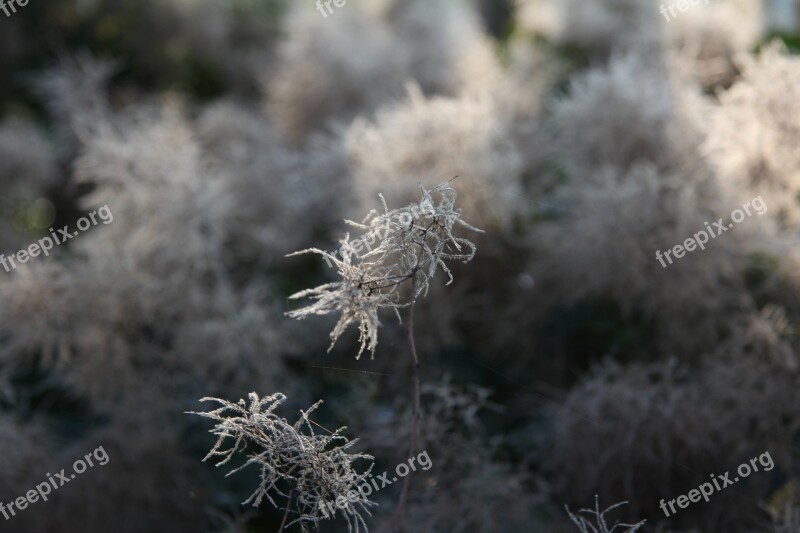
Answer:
(287, 182, 481, 358)
(566, 496, 645, 533)
(194, 392, 375, 532)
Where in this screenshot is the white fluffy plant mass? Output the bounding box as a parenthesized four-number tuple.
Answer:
(705, 42, 800, 233)
(193, 393, 375, 532)
(286, 182, 482, 359)
(266, 0, 499, 144)
(345, 86, 527, 232)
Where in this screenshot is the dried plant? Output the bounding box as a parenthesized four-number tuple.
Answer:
(193, 392, 376, 533)
(550, 314, 800, 530)
(286, 181, 481, 360)
(287, 181, 480, 531)
(566, 496, 645, 533)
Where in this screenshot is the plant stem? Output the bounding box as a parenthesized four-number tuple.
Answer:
(278, 487, 294, 533)
(393, 279, 421, 533)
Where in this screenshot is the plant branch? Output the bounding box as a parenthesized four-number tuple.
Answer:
(278, 487, 294, 533)
(393, 276, 421, 533)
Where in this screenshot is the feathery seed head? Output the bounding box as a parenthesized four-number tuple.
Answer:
(286, 182, 481, 358)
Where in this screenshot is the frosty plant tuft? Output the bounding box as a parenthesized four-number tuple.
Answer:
(192, 393, 375, 533)
(286, 180, 480, 531)
(193, 182, 479, 533)
(286, 181, 482, 359)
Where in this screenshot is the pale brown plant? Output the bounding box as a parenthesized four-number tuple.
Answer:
(287, 182, 480, 531)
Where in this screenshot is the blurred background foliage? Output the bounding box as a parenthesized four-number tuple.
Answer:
(2, 1, 800, 532)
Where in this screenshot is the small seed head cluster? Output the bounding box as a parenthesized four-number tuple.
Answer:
(566, 496, 646, 533)
(286, 182, 482, 358)
(193, 393, 375, 532)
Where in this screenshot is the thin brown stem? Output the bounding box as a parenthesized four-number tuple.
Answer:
(393, 277, 421, 533)
(278, 487, 294, 533)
